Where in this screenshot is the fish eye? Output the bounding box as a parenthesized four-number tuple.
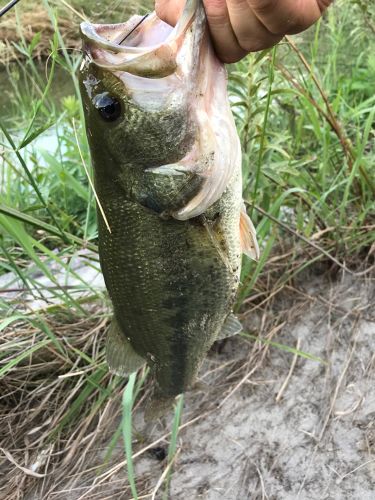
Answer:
(93, 92, 121, 122)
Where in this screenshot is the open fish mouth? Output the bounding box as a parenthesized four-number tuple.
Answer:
(80, 0, 198, 78)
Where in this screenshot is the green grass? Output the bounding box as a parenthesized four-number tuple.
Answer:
(162, 395, 184, 499)
(0, 0, 374, 497)
(122, 372, 139, 500)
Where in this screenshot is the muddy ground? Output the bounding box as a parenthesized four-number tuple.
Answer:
(47, 268, 374, 500)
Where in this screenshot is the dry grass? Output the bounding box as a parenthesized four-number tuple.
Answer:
(0, 308, 113, 498)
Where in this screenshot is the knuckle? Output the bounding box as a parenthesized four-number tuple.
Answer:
(318, 0, 332, 12)
(248, 0, 316, 35)
(248, 0, 278, 15)
(218, 55, 237, 64)
(217, 51, 243, 63)
(203, 0, 228, 18)
(260, 16, 307, 36)
(155, 0, 181, 26)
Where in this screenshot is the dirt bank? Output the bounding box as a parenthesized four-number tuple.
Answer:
(165, 273, 375, 499)
(0, 7, 78, 65)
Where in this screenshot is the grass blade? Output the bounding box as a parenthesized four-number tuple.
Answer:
(162, 394, 184, 500)
(241, 332, 327, 364)
(122, 372, 138, 500)
(0, 203, 98, 252)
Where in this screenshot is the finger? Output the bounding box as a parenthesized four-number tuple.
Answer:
(247, 0, 333, 35)
(155, 0, 184, 26)
(226, 0, 282, 52)
(203, 0, 248, 63)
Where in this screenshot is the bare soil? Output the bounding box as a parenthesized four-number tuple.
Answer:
(164, 273, 375, 499)
(0, 1, 153, 65)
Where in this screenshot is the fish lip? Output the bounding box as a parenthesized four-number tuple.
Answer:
(80, 0, 198, 75)
(80, 0, 198, 51)
(80, 17, 162, 55)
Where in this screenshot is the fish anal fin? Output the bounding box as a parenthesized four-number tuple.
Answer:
(217, 313, 243, 341)
(144, 392, 177, 422)
(106, 317, 145, 376)
(240, 206, 260, 261)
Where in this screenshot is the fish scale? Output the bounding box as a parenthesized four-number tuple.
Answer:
(97, 182, 238, 393)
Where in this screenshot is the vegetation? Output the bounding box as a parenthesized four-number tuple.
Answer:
(0, 0, 374, 497)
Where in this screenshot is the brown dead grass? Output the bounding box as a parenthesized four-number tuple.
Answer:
(0, 308, 112, 499)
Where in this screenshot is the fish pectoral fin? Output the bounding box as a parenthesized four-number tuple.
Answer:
(240, 204, 260, 261)
(202, 219, 233, 272)
(106, 317, 145, 376)
(146, 164, 187, 176)
(144, 163, 203, 214)
(217, 313, 243, 340)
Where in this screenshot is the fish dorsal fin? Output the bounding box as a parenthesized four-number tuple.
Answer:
(217, 313, 243, 340)
(240, 205, 260, 261)
(106, 317, 145, 376)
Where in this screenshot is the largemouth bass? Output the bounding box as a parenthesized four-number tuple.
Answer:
(79, 0, 259, 416)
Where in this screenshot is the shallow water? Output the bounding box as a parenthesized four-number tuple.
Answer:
(0, 62, 75, 120)
(0, 62, 75, 159)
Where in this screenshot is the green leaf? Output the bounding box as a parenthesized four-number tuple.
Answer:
(122, 373, 138, 500)
(28, 32, 42, 55)
(18, 120, 55, 150)
(0, 338, 51, 378)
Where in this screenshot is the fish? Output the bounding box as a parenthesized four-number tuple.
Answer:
(79, 0, 259, 417)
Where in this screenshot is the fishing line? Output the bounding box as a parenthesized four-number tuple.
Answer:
(119, 13, 149, 45)
(0, 0, 22, 18)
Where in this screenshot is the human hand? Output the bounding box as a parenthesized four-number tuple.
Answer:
(155, 0, 332, 63)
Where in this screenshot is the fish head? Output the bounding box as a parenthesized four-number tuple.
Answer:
(79, 0, 204, 172)
(79, 0, 241, 219)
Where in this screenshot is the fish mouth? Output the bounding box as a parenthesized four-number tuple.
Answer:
(80, 0, 198, 78)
